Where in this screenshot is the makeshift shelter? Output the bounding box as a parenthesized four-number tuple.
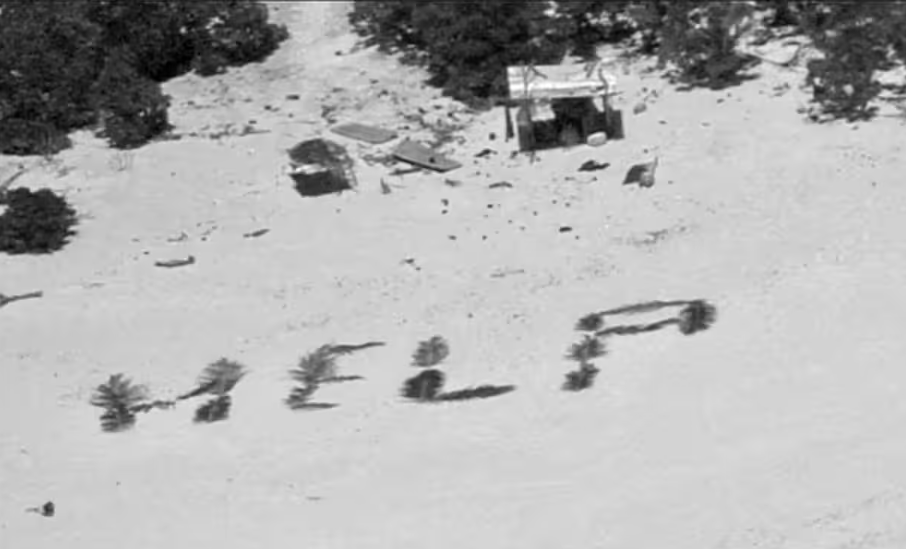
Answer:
(506, 62, 624, 152)
(287, 138, 357, 197)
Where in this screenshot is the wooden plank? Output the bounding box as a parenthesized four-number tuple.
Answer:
(330, 122, 398, 144)
(392, 139, 461, 172)
(507, 63, 618, 100)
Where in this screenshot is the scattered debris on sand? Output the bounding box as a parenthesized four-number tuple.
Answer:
(154, 256, 196, 268)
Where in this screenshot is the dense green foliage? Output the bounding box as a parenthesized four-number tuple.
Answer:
(0, 1, 288, 153)
(351, 1, 906, 119)
(351, 2, 574, 103)
(0, 187, 78, 254)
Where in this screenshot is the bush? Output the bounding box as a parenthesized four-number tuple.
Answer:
(0, 1, 287, 153)
(92, 48, 172, 149)
(0, 187, 78, 254)
(197, 1, 290, 71)
(351, 2, 572, 103)
(657, 2, 758, 87)
(0, 3, 105, 132)
(802, 3, 903, 121)
(0, 119, 72, 156)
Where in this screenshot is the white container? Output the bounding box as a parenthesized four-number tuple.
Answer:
(586, 132, 608, 147)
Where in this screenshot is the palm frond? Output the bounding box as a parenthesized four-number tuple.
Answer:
(90, 373, 149, 410)
(99, 405, 137, 432)
(412, 336, 450, 368)
(181, 358, 246, 399)
(677, 300, 718, 335)
(562, 364, 600, 392)
(566, 335, 606, 365)
(291, 345, 338, 385)
(575, 312, 605, 332)
(193, 395, 232, 423)
(401, 369, 445, 401)
(285, 384, 320, 410)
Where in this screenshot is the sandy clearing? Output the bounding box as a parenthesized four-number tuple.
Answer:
(3, 2, 906, 549)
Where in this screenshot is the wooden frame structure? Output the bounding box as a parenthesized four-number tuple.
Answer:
(507, 62, 623, 152)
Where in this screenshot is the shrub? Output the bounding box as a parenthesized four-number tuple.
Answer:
(802, 3, 903, 121)
(92, 48, 172, 149)
(84, 1, 288, 81)
(402, 369, 445, 401)
(197, 1, 289, 71)
(349, 1, 425, 55)
(0, 119, 72, 157)
(0, 3, 105, 131)
(0, 188, 78, 254)
(350, 2, 572, 103)
(0, 1, 287, 154)
(657, 2, 758, 87)
(90, 374, 149, 432)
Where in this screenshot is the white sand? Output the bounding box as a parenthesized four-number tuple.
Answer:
(3, 3, 906, 548)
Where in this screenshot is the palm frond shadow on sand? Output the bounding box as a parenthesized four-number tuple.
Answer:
(435, 384, 516, 402)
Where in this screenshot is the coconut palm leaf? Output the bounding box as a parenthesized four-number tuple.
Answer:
(412, 336, 450, 368)
(566, 335, 606, 365)
(285, 384, 317, 409)
(179, 358, 246, 400)
(596, 318, 679, 337)
(291, 345, 338, 385)
(90, 373, 149, 411)
(193, 395, 232, 423)
(401, 369, 445, 401)
(575, 312, 605, 332)
(99, 405, 137, 432)
(677, 300, 718, 335)
(562, 364, 600, 392)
